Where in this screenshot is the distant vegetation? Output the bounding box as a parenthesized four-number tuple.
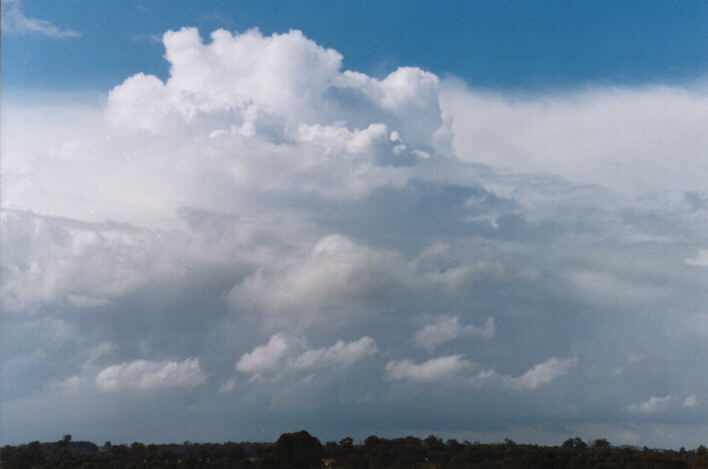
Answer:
(3, 431, 707, 468)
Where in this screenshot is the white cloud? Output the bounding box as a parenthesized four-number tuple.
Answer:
(463, 356, 578, 391)
(235, 333, 301, 376)
(1, 1, 81, 38)
(4, 28, 446, 230)
(682, 395, 698, 408)
(384, 355, 472, 382)
(292, 336, 378, 370)
(228, 234, 412, 330)
(95, 358, 207, 391)
(441, 81, 708, 195)
(18, 317, 79, 346)
(227, 233, 487, 332)
(4, 24, 708, 446)
(617, 430, 642, 445)
(106, 27, 443, 157)
(568, 269, 660, 306)
(49, 375, 86, 393)
(686, 249, 708, 267)
(414, 316, 461, 350)
(505, 356, 578, 391)
(414, 316, 495, 350)
(0, 209, 255, 312)
(467, 369, 500, 388)
(219, 377, 236, 393)
(236, 334, 377, 378)
(629, 395, 672, 413)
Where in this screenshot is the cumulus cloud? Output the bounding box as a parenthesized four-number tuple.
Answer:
(465, 356, 579, 391)
(4, 28, 447, 231)
(1, 0, 81, 38)
(236, 334, 377, 379)
(682, 395, 698, 408)
(48, 375, 86, 394)
(100, 27, 442, 203)
(385, 354, 576, 391)
(505, 356, 578, 391)
(629, 396, 672, 414)
(235, 333, 302, 376)
(219, 377, 236, 393)
(292, 337, 378, 370)
(686, 249, 708, 267)
(414, 315, 495, 350)
(95, 358, 207, 391)
(384, 355, 473, 382)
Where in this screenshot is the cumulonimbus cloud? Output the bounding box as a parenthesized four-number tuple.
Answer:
(3, 24, 708, 446)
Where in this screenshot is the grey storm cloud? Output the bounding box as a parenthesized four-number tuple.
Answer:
(2, 27, 708, 448)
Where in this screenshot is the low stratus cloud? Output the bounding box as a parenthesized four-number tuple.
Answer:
(2, 26, 708, 446)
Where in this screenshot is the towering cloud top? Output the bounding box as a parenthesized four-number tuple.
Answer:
(108, 27, 444, 154)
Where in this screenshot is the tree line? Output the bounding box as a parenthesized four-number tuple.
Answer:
(3, 430, 708, 468)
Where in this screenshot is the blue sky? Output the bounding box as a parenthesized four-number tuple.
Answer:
(2, 0, 708, 449)
(4, 0, 708, 91)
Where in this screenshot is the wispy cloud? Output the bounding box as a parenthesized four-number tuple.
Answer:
(2, 0, 81, 38)
(127, 32, 162, 45)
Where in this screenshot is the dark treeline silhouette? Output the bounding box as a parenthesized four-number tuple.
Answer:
(3, 430, 708, 468)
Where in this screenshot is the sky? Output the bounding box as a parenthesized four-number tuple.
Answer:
(1, 0, 708, 449)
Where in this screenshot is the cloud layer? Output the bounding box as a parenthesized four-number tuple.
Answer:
(2, 27, 708, 448)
